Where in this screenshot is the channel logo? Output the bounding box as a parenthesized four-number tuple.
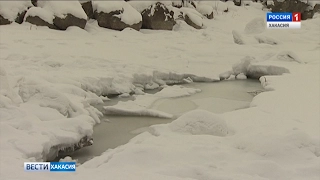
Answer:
(266, 12, 301, 29)
(24, 162, 76, 172)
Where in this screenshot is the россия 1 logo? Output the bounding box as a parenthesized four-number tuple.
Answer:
(266, 12, 301, 29)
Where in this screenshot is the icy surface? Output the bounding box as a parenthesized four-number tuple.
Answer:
(103, 85, 200, 118)
(0, 2, 319, 180)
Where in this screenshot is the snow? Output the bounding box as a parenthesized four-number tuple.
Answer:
(128, 1, 172, 13)
(93, 1, 142, 25)
(24, 7, 55, 24)
(0, 1, 320, 180)
(244, 17, 266, 34)
(0, 1, 32, 21)
(37, 1, 87, 19)
(169, 109, 229, 136)
(196, 4, 213, 16)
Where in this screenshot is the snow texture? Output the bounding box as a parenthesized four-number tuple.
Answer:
(128, 1, 172, 13)
(244, 17, 266, 34)
(169, 109, 229, 136)
(196, 4, 213, 16)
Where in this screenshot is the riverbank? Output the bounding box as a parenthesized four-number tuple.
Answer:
(0, 3, 319, 180)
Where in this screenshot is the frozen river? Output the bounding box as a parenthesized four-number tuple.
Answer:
(67, 80, 263, 163)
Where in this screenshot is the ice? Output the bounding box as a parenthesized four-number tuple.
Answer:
(103, 85, 200, 118)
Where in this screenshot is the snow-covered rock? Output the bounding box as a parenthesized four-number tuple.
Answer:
(234, 0, 242, 6)
(93, 1, 142, 31)
(244, 17, 265, 34)
(232, 30, 245, 45)
(0, 15, 11, 25)
(169, 110, 229, 136)
(232, 56, 290, 79)
(246, 64, 290, 79)
(232, 56, 256, 75)
(80, 1, 94, 19)
(255, 35, 279, 45)
(0, 1, 32, 25)
(270, 0, 315, 20)
(184, 12, 203, 29)
(24, 7, 57, 29)
(141, 2, 175, 30)
(196, 4, 214, 19)
(236, 73, 247, 80)
(180, 7, 204, 29)
(276, 51, 304, 64)
(38, 1, 87, 30)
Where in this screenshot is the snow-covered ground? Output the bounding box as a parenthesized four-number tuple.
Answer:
(0, 2, 319, 180)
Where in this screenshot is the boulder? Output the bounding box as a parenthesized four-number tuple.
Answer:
(196, 4, 214, 19)
(246, 65, 290, 79)
(271, 0, 315, 20)
(15, 11, 27, 24)
(0, 1, 32, 25)
(314, 4, 320, 13)
(0, 15, 11, 25)
(24, 7, 58, 29)
(81, 1, 94, 19)
(234, 0, 242, 6)
(53, 13, 87, 30)
(180, 7, 204, 29)
(184, 13, 203, 29)
(141, 2, 175, 30)
(94, 1, 142, 31)
(37, 1, 87, 30)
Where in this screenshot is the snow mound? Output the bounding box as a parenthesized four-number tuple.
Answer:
(169, 110, 228, 136)
(277, 51, 304, 63)
(37, 1, 87, 19)
(255, 35, 279, 45)
(232, 30, 245, 45)
(0, 1, 32, 21)
(232, 56, 256, 75)
(93, 1, 142, 25)
(196, 4, 213, 18)
(24, 7, 54, 24)
(244, 17, 266, 34)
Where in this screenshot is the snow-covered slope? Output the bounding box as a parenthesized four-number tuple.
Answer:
(0, 2, 319, 180)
